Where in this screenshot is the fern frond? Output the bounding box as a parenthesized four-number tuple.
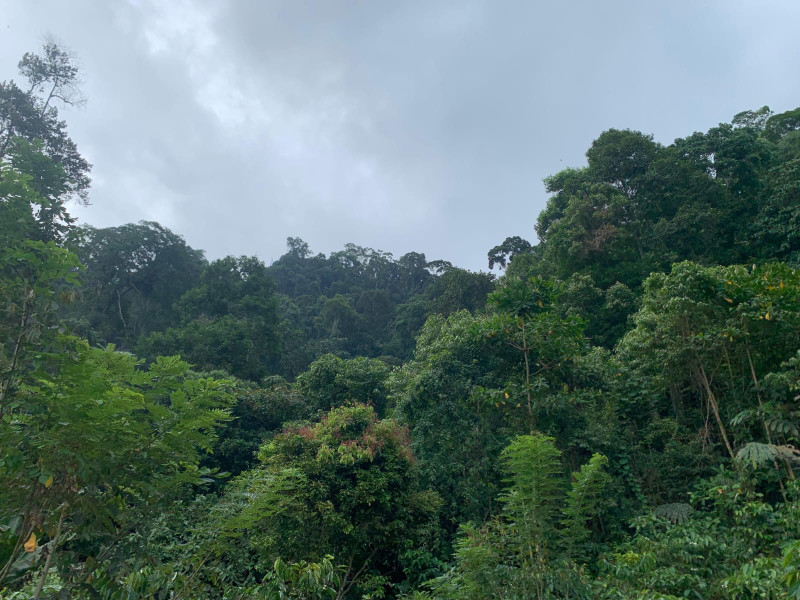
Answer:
(561, 453, 610, 554)
(736, 442, 800, 468)
(654, 502, 692, 524)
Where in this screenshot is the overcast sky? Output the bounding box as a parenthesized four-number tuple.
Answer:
(2, 1, 799, 271)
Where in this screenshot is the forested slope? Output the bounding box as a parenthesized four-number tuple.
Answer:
(3, 43, 800, 599)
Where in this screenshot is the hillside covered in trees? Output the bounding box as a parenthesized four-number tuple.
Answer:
(3, 43, 800, 599)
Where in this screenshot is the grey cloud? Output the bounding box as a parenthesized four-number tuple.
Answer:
(2, 0, 799, 270)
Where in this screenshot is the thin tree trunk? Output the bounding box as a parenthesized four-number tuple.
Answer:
(0, 297, 33, 416)
(32, 505, 66, 600)
(116, 288, 127, 328)
(519, 318, 535, 434)
(697, 361, 735, 459)
(38, 81, 59, 118)
(745, 343, 795, 481)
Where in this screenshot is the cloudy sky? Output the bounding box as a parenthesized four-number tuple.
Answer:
(2, 1, 799, 271)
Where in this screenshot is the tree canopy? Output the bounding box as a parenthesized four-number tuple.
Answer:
(5, 42, 800, 599)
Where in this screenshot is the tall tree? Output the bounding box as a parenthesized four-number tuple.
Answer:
(0, 41, 90, 240)
(487, 236, 532, 270)
(67, 221, 206, 347)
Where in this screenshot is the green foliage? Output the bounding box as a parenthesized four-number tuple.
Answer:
(266, 238, 493, 372)
(200, 375, 310, 478)
(313, 294, 367, 353)
(618, 261, 800, 464)
(783, 539, 800, 599)
(0, 41, 91, 234)
(597, 471, 798, 599)
(754, 157, 800, 266)
(65, 221, 206, 348)
(207, 404, 440, 599)
(0, 342, 233, 593)
(514, 105, 800, 348)
(254, 556, 344, 599)
(487, 236, 533, 271)
(0, 162, 41, 245)
(64, 229, 496, 382)
(297, 353, 391, 416)
(0, 239, 82, 412)
(425, 435, 610, 600)
(425, 268, 495, 318)
(7, 59, 800, 600)
(392, 310, 512, 529)
(652, 503, 693, 525)
(500, 434, 564, 552)
(561, 453, 612, 558)
(138, 255, 281, 380)
(483, 276, 587, 432)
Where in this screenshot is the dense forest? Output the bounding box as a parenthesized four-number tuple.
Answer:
(3, 43, 800, 600)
